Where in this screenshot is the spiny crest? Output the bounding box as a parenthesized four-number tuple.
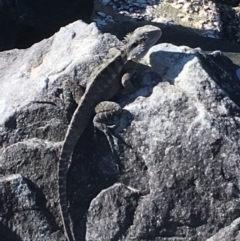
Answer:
(122, 32, 131, 44)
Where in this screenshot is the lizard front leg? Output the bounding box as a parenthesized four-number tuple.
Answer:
(93, 59, 137, 152)
(121, 60, 136, 90)
(93, 61, 136, 153)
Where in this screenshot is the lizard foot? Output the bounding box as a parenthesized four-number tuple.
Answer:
(93, 101, 122, 154)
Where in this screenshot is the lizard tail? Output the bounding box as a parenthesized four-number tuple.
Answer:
(57, 84, 101, 241)
(58, 146, 75, 241)
(58, 101, 94, 241)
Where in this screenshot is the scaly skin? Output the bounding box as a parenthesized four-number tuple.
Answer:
(58, 25, 162, 241)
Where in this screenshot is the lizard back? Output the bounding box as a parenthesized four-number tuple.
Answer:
(58, 47, 128, 241)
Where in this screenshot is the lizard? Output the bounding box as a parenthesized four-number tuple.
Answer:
(58, 24, 162, 241)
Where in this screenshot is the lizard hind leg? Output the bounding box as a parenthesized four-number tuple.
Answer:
(93, 101, 122, 154)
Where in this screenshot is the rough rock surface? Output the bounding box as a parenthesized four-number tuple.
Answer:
(0, 174, 62, 240)
(0, 20, 122, 241)
(219, 2, 240, 43)
(93, 0, 240, 43)
(1, 20, 240, 241)
(206, 217, 240, 241)
(85, 43, 240, 240)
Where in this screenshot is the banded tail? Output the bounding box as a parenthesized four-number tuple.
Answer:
(58, 101, 94, 241)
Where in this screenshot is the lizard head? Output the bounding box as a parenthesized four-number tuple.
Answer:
(124, 25, 162, 62)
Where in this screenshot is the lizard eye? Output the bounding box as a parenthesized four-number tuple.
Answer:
(131, 42, 139, 48)
(129, 35, 146, 49)
(128, 41, 140, 51)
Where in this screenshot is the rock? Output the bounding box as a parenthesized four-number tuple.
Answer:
(93, 0, 240, 44)
(92, 0, 221, 39)
(1, 20, 240, 241)
(0, 20, 121, 127)
(86, 183, 141, 241)
(0, 20, 122, 240)
(0, 174, 63, 240)
(218, 2, 240, 43)
(206, 217, 240, 241)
